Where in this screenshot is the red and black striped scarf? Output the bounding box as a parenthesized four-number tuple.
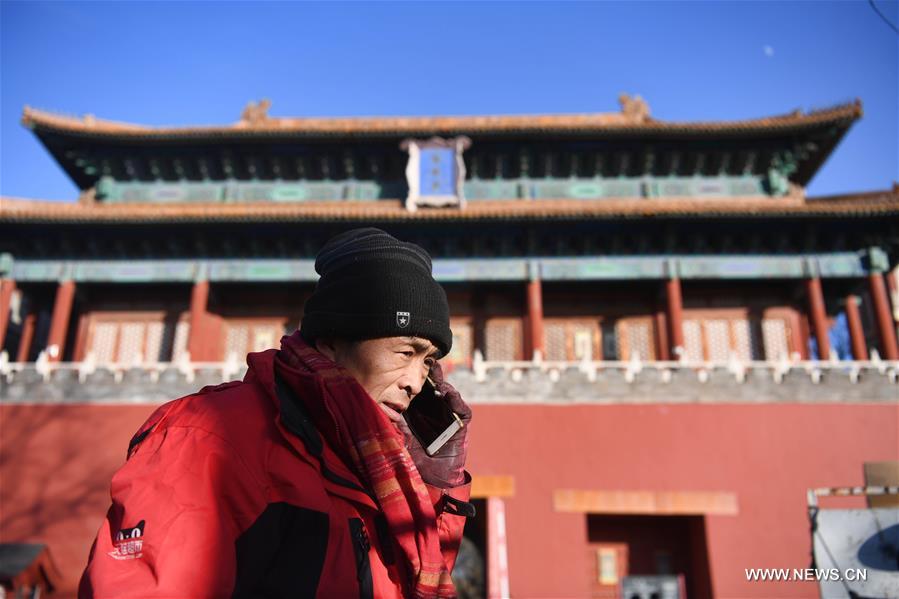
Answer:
(274, 332, 455, 599)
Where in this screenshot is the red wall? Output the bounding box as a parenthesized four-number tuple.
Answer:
(1, 402, 896, 597)
(0, 404, 158, 595)
(466, 403, 898, 598)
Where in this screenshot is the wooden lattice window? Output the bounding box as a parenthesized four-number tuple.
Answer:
(545, 322, 568, 361)
(117, 322, 146, 365)
(731, 319, 756, 361)
(171, 320, 190, 362)
(705, 319, 731, 361)
(682, 316, 772, 361)
(145, 322, 165, 362)
(615, 318, 656, 361)
(545, 319, 600, 361)
(253, 325, 282, 353)
(572, 323, 598, 361)
(445, 320, 473, 366)
(682, 320, 704, 362)
(485, 319, 522, 361)
(762, 318, 790, 360)
(223, 319, 287, 360)
(91, 322, 118, 364)
(86, 312, 185, 365)
(224, 325, 250, 359)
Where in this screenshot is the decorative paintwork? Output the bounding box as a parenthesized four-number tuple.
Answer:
(503, 175, 766, 200)
(207, 260, 317, 281)
(681, 256, 809, 279)
(96, 174, 770, 203)
(462, 180, 522, 200)
(0, 253, 12, 277)
(432, 259, 528, 282)
(8, 252, 879, 283)
(97, 178, 384, 203)
(540, 257, 665, 280)
(74, 260, 198, 282)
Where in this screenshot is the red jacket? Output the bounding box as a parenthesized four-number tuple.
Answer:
(79, 349, 472, 598)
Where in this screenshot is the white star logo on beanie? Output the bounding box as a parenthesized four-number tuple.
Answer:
(396, 311, 410, 328)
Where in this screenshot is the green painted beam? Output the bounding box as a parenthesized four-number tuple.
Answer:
(95, 174, 771, 204)
(7, 251, 881, 283)
(97, 178, 383, 203)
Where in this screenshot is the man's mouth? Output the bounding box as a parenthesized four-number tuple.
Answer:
(379, 402, 405, 423)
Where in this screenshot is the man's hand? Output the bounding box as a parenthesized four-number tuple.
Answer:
(399, 362, 471, 488)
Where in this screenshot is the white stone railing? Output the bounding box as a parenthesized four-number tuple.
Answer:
(1, 348, 898, 386)
(0, 349, 246, 384)
(464, 349, 899, 385)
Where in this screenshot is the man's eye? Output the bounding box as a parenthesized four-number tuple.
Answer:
(424, 358, 436, 368)
(400, 351, 414, 358)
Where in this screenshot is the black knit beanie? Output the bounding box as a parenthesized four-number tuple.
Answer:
(300, 228, 452, 356)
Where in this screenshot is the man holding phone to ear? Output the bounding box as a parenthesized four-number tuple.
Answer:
(80, 228, 474, 599)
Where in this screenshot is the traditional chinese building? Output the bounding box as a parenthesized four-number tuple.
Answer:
(1, 97, 897, 598)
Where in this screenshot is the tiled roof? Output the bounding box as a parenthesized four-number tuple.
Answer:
(2, 187, 896, 224)
(21, 101, 862, 139)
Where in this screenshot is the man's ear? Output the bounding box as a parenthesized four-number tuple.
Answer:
(315, 338, 339, 361)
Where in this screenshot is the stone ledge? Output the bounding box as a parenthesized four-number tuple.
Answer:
(1, 361, 896, 404)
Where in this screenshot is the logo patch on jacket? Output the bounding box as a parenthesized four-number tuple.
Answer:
(109, 520, 145, 560)
(396, 311, 410, 328)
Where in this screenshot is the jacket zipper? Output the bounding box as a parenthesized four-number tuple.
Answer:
(274, 373, 379, 505)
(349, 518, 374, 599)
(275, 371, 380, 599)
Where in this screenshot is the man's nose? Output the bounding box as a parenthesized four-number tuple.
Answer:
(400, 366, 427, 400)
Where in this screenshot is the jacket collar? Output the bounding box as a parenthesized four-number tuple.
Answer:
(245, 349, 378, 511)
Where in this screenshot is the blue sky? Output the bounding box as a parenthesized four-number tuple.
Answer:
(1, 0, 897, 201)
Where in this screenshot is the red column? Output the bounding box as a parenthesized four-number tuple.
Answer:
(17, 313, 36, 362)
(844, 294, 868, 361)
(665, 277, 685, 360)
(805, 277, 830, 361)
(0, 279, 15, 350)
(46, 280, 76, 362)
(654, 310, 670, 361)
(188, 280, 210, 362)
(526, 277, 545, 359)
(868, 273, 899, 360)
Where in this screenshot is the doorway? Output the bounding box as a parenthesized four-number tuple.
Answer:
(586, 514, 712, 599)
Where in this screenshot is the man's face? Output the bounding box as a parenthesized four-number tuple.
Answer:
(316, 336, 439, 424)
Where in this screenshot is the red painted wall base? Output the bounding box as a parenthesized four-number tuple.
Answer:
(1, 402, 895, 597)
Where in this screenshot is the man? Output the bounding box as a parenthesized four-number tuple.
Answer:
(79, 228, 474, 598)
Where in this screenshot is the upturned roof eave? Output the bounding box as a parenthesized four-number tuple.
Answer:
(21, 103, 862, 142)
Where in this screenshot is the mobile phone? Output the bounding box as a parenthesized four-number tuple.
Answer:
(403, 378, 464, 456)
